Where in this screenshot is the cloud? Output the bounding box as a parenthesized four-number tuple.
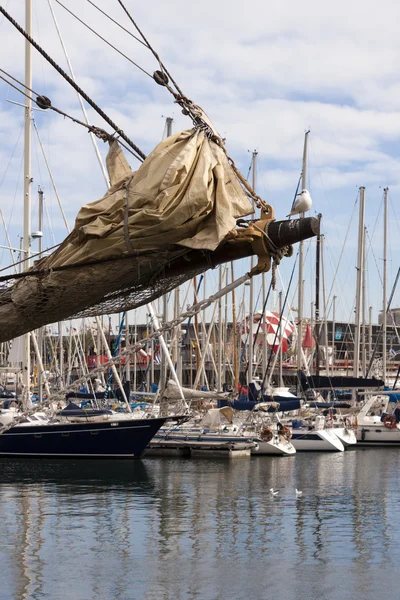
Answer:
(0, 0, 399, 318)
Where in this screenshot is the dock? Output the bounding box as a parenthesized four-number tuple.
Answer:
(146, 439, 255, 459)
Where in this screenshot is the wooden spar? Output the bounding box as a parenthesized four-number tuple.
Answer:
(0, 216, 319, 344)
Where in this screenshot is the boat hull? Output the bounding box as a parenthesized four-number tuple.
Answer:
(152, 431, 296, 456)
(356, 425, 400, 446)
(290, 429, 345, 452)
(0, 417, 171, 458)
(333, 427, 357, 447)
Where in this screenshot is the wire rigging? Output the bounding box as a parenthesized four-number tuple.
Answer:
(0, 4, 146, 160)
(54, 0, 153, 80)
(0, 66, 143, 162)
(85, 0, 148, 48)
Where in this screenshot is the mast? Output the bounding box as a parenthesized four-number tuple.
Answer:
(279, 291, 283, 387)
(315, 216, 321, 376)
(332, 295, 336, 375)
(22, 0, 32, 409)
(217, 265, 223, 390)
(353, 187, 365, 377)
(361, 225, 367, 375)
(160, 117, 173, 391)
(248, 150, 257, 385)
(297, 131, 310, 379)
(382, 187, 388, 383)
(36, 187, 43, 402)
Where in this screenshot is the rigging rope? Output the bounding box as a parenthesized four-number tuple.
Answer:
(54, 0, 154, 80)
(0, 5, 147, 160)
(0, 66, 144, 161)
(86, 0, 148, 49)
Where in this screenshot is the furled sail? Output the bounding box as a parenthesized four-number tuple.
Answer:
(0, 128, 254, 342)
(0, 127, 319, 343)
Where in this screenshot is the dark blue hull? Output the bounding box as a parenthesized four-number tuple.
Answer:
(0, 417, 171, 458)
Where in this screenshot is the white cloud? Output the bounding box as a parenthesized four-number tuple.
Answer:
(0, 0, 399, 318)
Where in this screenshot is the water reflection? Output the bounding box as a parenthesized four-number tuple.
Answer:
(1, 451, 400, 599)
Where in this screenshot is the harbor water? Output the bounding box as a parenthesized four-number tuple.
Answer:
(1, 449, 400, 600)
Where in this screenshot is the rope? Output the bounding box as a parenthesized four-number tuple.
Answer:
(0, 246, 182, 283)
(0, 5, 147, 160)
(54, 1, 154, 80)
(1, 67, 143, 160)
(0, 243, 62, 275)
(85, 0, 148, 49)
(252, 223, 293, 289)
(0, 272, 251, 432)
(116, 0, 185, 97)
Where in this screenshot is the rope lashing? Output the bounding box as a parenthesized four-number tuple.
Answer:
(0, 5, 147, 161)
(253, 222, 293, 289)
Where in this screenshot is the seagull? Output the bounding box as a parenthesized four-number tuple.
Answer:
(295, 489, 303, 497)
(270, 488, 279, 496)
(287, 189, 312, 217)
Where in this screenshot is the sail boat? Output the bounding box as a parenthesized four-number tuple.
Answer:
(0, 2, 319, 457)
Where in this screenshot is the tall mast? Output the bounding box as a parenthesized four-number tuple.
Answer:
(353, 187, 365, 377)
(332, 295, 336, 375)
(160, 117, 173, 391)
(361, 225, 367, 375)
(22, 0, 32, 408)
(217, 265, 223, 391)
(248, 150, 257, 385)
(314, 216, 321, 376)
(382, 187, 388, 383)
(297, 130, 310, 377)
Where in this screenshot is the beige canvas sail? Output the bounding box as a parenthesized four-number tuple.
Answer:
(45, 128, 253, 268)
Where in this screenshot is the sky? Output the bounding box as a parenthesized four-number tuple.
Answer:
(0, 0, 399, 328)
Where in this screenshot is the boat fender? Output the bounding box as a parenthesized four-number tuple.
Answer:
(261, 427, 273, 442)
(361, 428, 366, 441)
(383, 415, 397, 429)
(280, 425, 292, 440)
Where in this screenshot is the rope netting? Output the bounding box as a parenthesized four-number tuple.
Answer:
(0, 272, 250, 434)
(0, 244, 214, 322)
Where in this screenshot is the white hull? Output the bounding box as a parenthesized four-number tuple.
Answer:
(154, 430, 296, 456)
(357, 423, 400, 445)
(252, 436, 296, 456)
(290, 428, 345, 452)
(332, 427, 357, 447)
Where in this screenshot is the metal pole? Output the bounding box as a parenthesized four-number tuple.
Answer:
(147, 303, 188, 410)
(297, 131, 310, 378)
(47, 0, 110, 187)
(37, 188, 43, 402)
(354, 187, 365, 377)
(315, 215, 321, 376)
(217, 265, 223, 391)
(332, 296, 336, 374)
(159, 117, 173, 390)
(361, 225, 367, 375)
(125, 311, 130, 385)
(248, 150, 257, 385)
(321, 234, 329, 374)
(22, 0, 32, 409)
(383, 187, 388, 383)
(369, 306, 373, 364)
(279, 291, 283, 387)
(262, 272, 267, 377)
